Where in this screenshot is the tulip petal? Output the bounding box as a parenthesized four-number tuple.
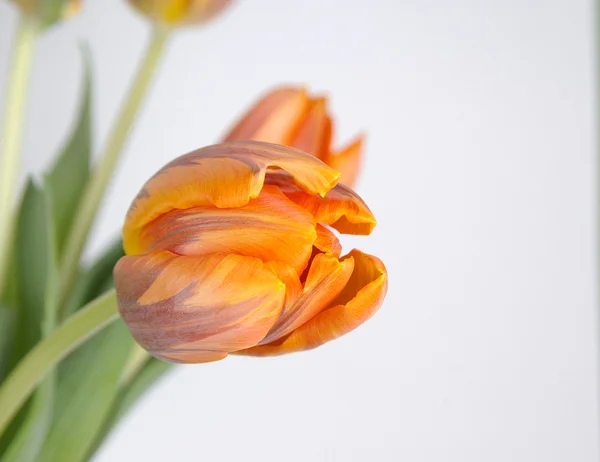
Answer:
(123, 141, 340, 255)
(239, 249, 387, 356)
(265, 260, 302, 314)
(289, 98, 330, 160)
(314, 224, 342, 257)
(135, 185, 317, 273)
(223, 87, 308, 144)
(129, 0, 233, 26)
(282, 181, 376, 235)
(252, 253, 354, 345)
(323, 136, 363, 188)
(114, 251, 286, 363)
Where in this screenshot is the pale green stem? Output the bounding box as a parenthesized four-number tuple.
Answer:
(119, 343, 150, 387)
(0, 289, 118, 438)
(0, 16, 39, 297)
(59, 25, 171, 307)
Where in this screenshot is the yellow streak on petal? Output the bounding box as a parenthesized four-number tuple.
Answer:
(123, 142, 340, 256)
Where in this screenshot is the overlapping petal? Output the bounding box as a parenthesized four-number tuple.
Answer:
(123, 141, 340, 255)
(116, 141, 386, 364)
(114, 251, 286, 363)
(238, 250, 387, 356)
(276, 178, 377, 236)
(224, 87, 362, 187)
(257, 253, 354, 345)
(133, 185, 317, 272)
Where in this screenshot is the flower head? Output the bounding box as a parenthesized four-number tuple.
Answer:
(224, 87, 363, 187)
(128, 0, 232, 27)
(8, 0, 81, 27)
(115, 141, 387, 364)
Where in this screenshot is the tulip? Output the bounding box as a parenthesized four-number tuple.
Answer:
(128, 0, 232, 27)
(8, 0, 80, 26)
(114, 141, 387, 364)
(224, 87, 363, 188)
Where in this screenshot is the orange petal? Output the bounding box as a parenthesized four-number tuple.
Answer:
(135, 185, 316, 273)
(289, 98, 330, 161)
(314, 224, 342, 257)
(123, 141, 340, 255)
(130, 0, 233, 26)
(283, 181, 376, 235)
(322, 136, 363, 188)
(114, 251, 286, 363)
(264, 260, 302, 314)
(244, 252, 354, 347)
(223, 87, 308, 144)
(239, 249, 387, 356)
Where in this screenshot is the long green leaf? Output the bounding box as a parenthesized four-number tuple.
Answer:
(64, 238, 123, 317)
(45, 45, 92, 260)
(113, 358, 172, 424)
(2, 180, 59, 462)
(10, 180, 53, 364)
(38, 236, 129, 461)
(88, 357, 172, 459)
(38, 320, 133, 462)
(2, 379, 54, 462)
(0, 307, 15, 383)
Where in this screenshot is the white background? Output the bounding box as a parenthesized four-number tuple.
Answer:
(1, 0, 599, 461)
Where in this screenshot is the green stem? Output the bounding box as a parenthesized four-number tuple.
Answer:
(0, 289, 119, 438)
(119, 343, 150, 387)
(0, 16, 39, 297)
(59, 25, 171, 307)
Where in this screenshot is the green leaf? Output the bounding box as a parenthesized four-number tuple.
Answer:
(0, 307, 15, 383)
(1, 378, 54, 462)
(64, 239, 123, 317)
(38, 320, 134, 462)
(45, 45, 92, 260)
(88, 357, 172, 459)
(111, 358, 172, 424)
(38, 237, 125, 461)
(1, 180, 59, 462)
(10, 179, 57, 365)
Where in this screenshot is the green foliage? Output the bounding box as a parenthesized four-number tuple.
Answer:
(11, 180, 58, 368)
(88, 357, 172, 459)
(2, 180, 59, 462)
(0, 23, 174, 462)
(64, 239, 123, 317)
(38, 320, 134, 462)
(0, 307, 14, 382)
(45, 45, 92, 260)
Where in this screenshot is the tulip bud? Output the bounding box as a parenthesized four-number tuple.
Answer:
(224, 87, 363, 187)
(128, 0, 232, 27)
(8, 0, 81, 28)
(115, 141, 387, 364)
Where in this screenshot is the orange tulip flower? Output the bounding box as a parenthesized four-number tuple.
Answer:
(128, 0, 232, 26)
(9, 0, 80, 25)
(224, 87, 363, 188)
(114, 141, 387, 364)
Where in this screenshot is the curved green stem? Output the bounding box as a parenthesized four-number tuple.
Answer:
(0, 289, 119, 438)
(59, 25, 171, 307)
(0, 15, 39, 297)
